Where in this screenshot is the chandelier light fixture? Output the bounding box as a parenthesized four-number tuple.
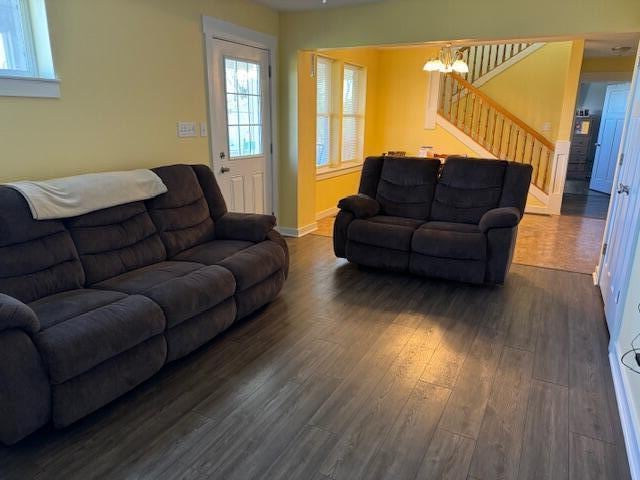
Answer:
(423, 45, 469, 73)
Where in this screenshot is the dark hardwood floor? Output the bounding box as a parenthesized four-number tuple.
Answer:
(0, 235, 630, 480)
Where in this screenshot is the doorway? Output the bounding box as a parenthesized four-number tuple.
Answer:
(563, 82, 630, 220)
(203, 17, 278, 216)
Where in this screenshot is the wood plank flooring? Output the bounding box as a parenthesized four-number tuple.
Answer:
(0, 235, 630, 480)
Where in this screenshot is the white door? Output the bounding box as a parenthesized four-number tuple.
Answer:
(209, 39, 272, 214)
(600, 60, 640, 334)
(589, 83, 630, 193)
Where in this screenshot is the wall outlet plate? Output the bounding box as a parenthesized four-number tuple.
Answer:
(200, 123, 208, 137)
(177, 121, 197, 138)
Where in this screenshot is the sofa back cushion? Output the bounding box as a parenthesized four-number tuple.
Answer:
(0, 187, 85, 303)
(431, 157, 508, 224)
(374, 157, 440, 220)
(147, 165, 215, 258)
(66, 202, 166, 285)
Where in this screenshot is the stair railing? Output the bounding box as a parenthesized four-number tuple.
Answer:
(459, 43, 534, 85)
(439, 73, 554, 193)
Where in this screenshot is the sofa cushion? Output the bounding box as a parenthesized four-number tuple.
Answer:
(348, 216, 421, 252)
(147, 165, 215, 258)
(218, 241, 286, 291)
(412, 222, 487, 260)
(375, 157, 440, 220)
(32, 290, 165, 384)
(65, 202, 167, 285)
(93, 261, 236, 328)
(173, 239, 254, 264)
(431, 158, 508, 224)
(0, 187, 85, 303)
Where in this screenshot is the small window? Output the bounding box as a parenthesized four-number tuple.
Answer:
(0, 0, 58, 97)
(315, 56, 366, 172)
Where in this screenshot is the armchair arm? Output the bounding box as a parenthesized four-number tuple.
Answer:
(337, 194, 380, 219)
(216, 212, 277, 242)
(479, 207, 521, 233)
(0, 294, 39, 335)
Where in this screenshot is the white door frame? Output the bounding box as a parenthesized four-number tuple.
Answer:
(202, 16, 279, 217)
(595, 45, 640, 340)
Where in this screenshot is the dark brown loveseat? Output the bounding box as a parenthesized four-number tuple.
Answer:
(0, 164, 288, 445)
(334, 156, 532, 284)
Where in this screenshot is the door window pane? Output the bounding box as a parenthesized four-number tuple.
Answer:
(224, 57, 263, 157)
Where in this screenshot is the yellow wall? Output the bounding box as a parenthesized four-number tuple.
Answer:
(583, 55, 637, 73)
(0, 0, 278, 182)
(316, 172, 361, 215)
(376, 46, 478, 157)
(479, 42, 573, 142)
(280, 0, 640, 229)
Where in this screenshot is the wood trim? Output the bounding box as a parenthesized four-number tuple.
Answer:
(449, 73, 554, 151)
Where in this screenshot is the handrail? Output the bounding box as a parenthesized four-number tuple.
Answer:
(439, 72, 555, 192)
(450, 73, 553, 150)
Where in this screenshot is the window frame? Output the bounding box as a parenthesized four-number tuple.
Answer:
(0, 0, 59, 98)
(315, 54, 367, 178)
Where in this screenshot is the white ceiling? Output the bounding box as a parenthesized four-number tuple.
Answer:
(584, 33, 639, 58)
(254, 0, 384, 11)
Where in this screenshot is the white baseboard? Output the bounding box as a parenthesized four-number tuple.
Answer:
(277, 222, 318, 238)
(609, 347, 640, 479)
(316, 207, 339, 221)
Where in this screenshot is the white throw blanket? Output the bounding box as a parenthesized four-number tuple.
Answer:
(6, 169, 168, 220)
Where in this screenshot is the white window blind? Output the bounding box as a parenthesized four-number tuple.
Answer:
(341, 64, 365, 163)
(316, 56, 333, 168)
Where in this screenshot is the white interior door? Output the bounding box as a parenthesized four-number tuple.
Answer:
(600, 59, 640, 335)
(209, 38, 272, 214)
(590, 83, 630, 193)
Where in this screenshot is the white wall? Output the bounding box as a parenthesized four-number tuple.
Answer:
(616, 238, 640, 456)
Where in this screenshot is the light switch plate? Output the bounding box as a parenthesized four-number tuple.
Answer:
(541, 121, 552, 133)
(200, 123, 208, 137)
(177, 121, 197, 138)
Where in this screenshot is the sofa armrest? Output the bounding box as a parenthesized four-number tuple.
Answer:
(479, 207, 521, 233)
(216, 212, 277, 242)
(0, 294, 39, 335)
(337, 194, 380, 219)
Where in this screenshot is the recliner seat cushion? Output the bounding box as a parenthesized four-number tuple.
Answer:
(173, 239, 254, 264)
(412, 222, 487, 261)
(147, 165, 215, 258)
(348, 216, 422, 252)
(66, 202, 166, 285)
(93, 261, 235, 328)
(375, 157, 440, 220)
(218, 242, 286, 292)
(31, 290, 165, 384)
(0, 187, 84, 303)
(431, 158, 508, 224)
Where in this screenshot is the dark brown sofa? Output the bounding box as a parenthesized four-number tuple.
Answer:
(334, 156, 532, 284)
(0, 164, 288, 445)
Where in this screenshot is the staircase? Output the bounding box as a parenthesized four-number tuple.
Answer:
(439, 72, 554, 194)
(433, 42, 557, 210)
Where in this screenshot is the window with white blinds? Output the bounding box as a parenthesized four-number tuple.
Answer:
(316, 56, 333, 168)
(341, 64, 365, 163)
(315, 57, 366, 171)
